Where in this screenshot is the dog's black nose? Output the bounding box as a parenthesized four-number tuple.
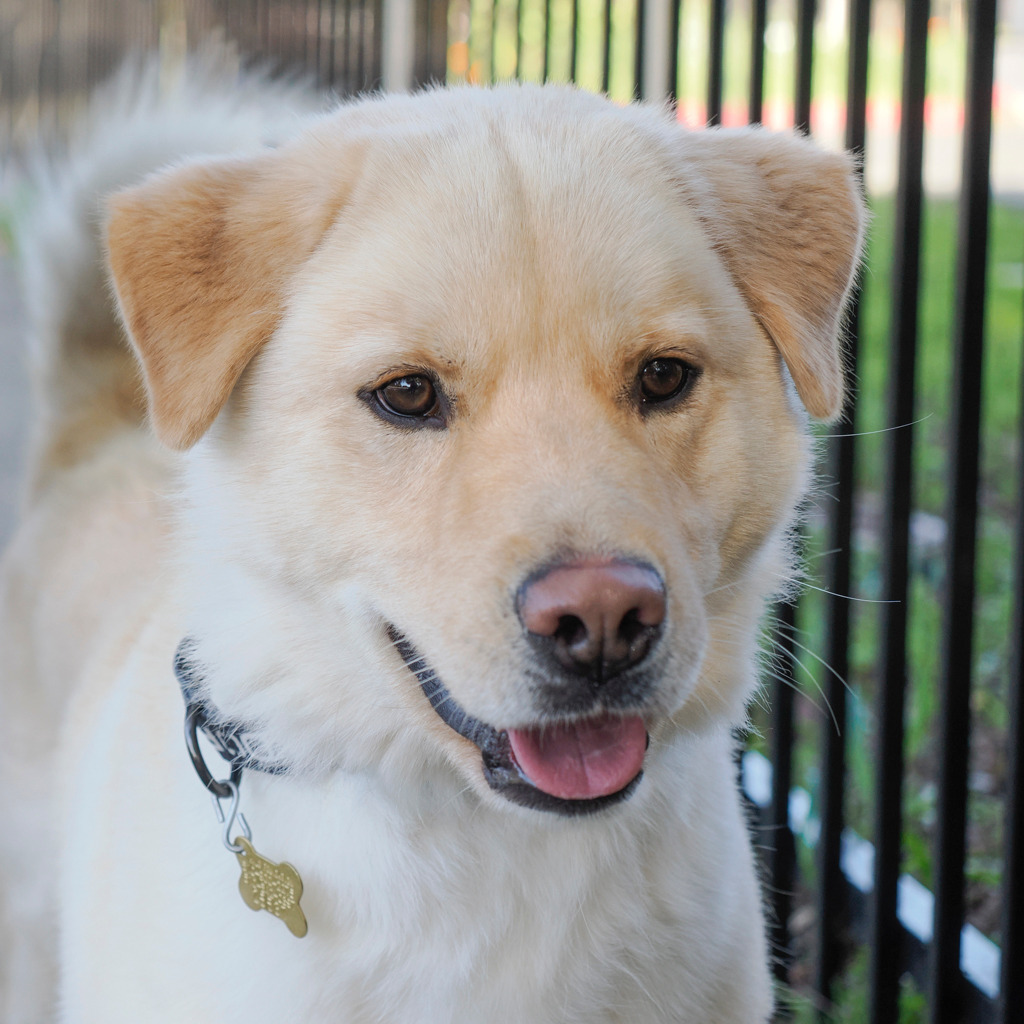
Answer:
(517, 560, 665, 684)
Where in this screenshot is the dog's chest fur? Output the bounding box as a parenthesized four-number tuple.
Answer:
(64, 680, 760, 1022)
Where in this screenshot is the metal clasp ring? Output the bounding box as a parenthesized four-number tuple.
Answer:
(211, 779, 252, 853)
(185, 704, 242, 799)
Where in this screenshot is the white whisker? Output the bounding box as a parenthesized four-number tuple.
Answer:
(817, 413, 932, 439)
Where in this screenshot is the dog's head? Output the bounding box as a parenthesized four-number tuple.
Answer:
(107, 85, 864, 815)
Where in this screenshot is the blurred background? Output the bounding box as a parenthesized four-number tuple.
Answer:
(1, 1, 1022, 1022)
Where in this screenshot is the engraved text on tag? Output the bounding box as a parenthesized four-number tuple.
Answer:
(235, 836, 308, 937)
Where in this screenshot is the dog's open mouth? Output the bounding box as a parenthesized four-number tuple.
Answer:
(388, 626, 646, 815)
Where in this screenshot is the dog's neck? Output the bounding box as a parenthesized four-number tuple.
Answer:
(176, 637, 292, 784)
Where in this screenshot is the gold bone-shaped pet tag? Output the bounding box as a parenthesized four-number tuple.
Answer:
(235, 836, 308, 938)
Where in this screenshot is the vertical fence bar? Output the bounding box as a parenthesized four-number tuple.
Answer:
(271, 0, 284, 54)
(344, 0, 355, 89)
(705, 0, 724, 125)
(794, 0, 813, 134)
(316, 0, 328, 75)
(348, 0, 358, 86)
(842, 0, 871, 159)
(1001, 306, 1024, 1024)
(415, 0, 430, 85)
(339, 0, 353, 91)
(632, 0, 644, 99)
(0, 3, 11, 144)
(346, 0, 357, 88)
(432, 0, 449, 83)
(542, 0, 551, 80)
(227, 0, 243, 61)
(303, 0, 315, 67)
(748, 0, 766, 123)
(84, 0, 95, 89)
(927, 2, 997, 1021)
(311, 0, 323, 85)
(62, 0, 84, 124)
(569, 0, 578, 82)
(365, 0, 375, 88)
(491, 0, 501, 82)
(467, 0, 480, 81)
(601, 0, 612, 93)
(355, 0, 367, 89)
(813, 0, 871, 1012)
(765, 0, 819, 1002)
(371, 0, 384, 88)
(769, 601, 798, 997)
(326, 0, 338, 87)
(764, 3, 817, 1005)
(868, 3, 930, 1023)
(667, 0, 681, 101)
(516, 0, 524, 78)
(37, 0, 58, 135)
(413, 0, 447, 85)
(258, 0, 271, 50)
(362, 0, 374, 89)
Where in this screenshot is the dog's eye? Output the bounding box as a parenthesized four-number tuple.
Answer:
(638, 358, 697, 407)
(373, 375, 442, 422)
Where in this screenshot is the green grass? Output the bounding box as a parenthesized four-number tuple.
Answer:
(855, 197, 1024, 509)
(782, 947, 928, 1023)
(0, 197, 15, 257)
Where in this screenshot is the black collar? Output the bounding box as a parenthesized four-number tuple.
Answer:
(175, 638, 288, 798)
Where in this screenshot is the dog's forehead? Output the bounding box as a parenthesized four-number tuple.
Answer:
(340, 94, 693, 256)
(288, 95, 751, 374)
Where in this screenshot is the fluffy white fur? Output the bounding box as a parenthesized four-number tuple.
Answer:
(0, 56, 864, 1023)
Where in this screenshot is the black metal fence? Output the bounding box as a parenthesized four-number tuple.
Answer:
(1, 1, 1021, 1022)
(0, 0, 384, 146)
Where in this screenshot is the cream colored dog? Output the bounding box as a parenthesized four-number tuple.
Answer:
(0, 61, 864, 1023)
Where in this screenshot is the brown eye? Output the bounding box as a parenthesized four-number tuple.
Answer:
(373, 375, 443, 424)
(638, 358, 696, 407)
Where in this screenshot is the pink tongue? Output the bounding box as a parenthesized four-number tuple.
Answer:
(506, 714, 647, 800)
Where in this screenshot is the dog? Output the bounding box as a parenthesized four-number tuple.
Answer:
(0, 58, 865, 1023)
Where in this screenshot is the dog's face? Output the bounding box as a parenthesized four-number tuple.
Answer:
(107, 86, 864, 815)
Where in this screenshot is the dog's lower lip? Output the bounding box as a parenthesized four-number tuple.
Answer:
(387, 624, 646, 814)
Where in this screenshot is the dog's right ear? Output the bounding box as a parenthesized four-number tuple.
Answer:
(107, 147, 351, 449)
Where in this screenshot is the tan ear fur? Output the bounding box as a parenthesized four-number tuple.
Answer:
(673, 129, 867, 420)
(106, 145, 353, 449)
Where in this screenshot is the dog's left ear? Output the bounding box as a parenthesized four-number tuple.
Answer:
(673, 128, 866, 421)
